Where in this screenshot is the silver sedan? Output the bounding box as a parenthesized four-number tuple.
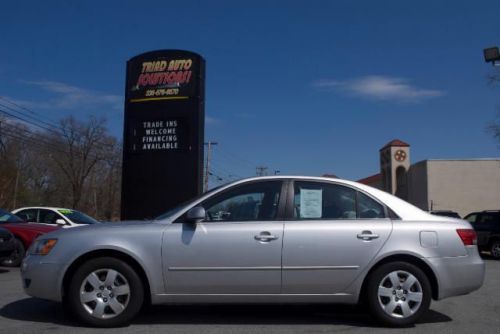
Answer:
(21, 176, 485, 327)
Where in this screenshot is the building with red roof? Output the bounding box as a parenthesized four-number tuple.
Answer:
(356, 139, 500, 217)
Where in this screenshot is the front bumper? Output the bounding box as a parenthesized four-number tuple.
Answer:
(427, 246, 485, 300)
(21, 254, 66, 302)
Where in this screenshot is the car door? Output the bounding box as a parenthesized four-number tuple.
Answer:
(163, 180, 286, 295)
(282, 180, 393, 294)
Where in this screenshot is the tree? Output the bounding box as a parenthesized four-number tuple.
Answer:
(48, 116, 112, 209)
(0, 118, 39, 209)
(0, 113, 122, 220)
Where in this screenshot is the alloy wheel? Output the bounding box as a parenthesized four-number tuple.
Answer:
(377, 270, 423, 319)
(491, 242, 500, 258)
(79, 268, 131, 319)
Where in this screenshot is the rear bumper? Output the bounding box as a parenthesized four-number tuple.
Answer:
(20, 255, 65, 302)
(427, 246, 485, 300)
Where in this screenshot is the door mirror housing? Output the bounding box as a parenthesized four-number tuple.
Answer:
(55, 219, 67, 226)
(186, 206, 206, 223)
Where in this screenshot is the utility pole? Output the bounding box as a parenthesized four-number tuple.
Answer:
(256, 166, 268, 176)
(92, 174, 98, 218)
(12, 162, 19, 210)
(204, 141, 218, 192)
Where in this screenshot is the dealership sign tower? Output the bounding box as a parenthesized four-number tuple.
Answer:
(121, 50, 205, 220)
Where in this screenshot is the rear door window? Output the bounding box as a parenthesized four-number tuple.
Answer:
(38, 209, 61, 225)
(357, 191, 386, 218)
(292, 181, 386, 220)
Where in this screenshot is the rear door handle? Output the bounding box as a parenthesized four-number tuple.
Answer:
(357, 231, 379, 241)
(254, 231, 279, 242)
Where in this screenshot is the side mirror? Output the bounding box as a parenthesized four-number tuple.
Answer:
(186, 206, 206, 223)
(55, 219, 67, 226)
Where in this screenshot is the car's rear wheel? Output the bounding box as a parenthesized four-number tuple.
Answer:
(1, 238, 25, 267)
(68, 257, 144, 327)
(366, 262, 431, 327)
(490, 240, 500, 259)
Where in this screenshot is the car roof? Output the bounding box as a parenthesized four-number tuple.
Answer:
(13, 207, 73, 212)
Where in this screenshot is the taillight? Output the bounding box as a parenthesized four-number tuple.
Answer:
(456, 229, 477, 246)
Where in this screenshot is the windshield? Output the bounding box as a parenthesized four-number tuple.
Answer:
(155, 185, 224, 220)
(0, 209, 24, 223)
(0, 208, 24, 223)
(58, 209, 100, 224)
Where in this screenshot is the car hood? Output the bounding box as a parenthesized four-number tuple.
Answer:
(0, 223, 60, 233)
(44, 219, 156, 238)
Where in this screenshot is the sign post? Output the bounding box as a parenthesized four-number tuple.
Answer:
(121, 50, 205, 220)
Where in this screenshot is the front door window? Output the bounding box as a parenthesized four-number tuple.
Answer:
(202, 181, 282, 222)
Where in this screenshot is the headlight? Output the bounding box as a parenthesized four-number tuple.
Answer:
(30, 239, 58, 255)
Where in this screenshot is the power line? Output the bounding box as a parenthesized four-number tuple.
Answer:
(0, 101, 62, 131)
(0, 97, 278, 178)
(1, 130, 67, 155)
(0, 96, 48, 118)
(211, 156, 250, 176)
(1, 126, 110, 161)
(216, 147, 279, 177)
(0, 97, 116, 149)
(0, 107, 117, 151)
(210, 160, 242, 179)
(0, 107, 64, 135)
(216, 147, 256, 169)
(0, 118, 94, 154)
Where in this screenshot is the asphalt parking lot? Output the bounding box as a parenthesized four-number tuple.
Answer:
(0, 258, 499, 334)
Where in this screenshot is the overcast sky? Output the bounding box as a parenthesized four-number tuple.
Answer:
(0, 0, 499, 184)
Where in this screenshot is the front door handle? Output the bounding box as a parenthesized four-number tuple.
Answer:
(357, 231, 379, 241)
(254, 231, 279, 242)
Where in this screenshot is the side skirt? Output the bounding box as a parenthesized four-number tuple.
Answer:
(151, 293, 356, 304)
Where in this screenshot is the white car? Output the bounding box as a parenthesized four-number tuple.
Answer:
(12, 207, 100, 228)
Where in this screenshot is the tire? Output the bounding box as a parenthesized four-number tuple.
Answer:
(1, 238, 25, 267)
(365, 261, 431, 327)
(490, 240, 500, 259)
(68, 257, 144, 327)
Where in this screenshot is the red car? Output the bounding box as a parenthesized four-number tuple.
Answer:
(0, 208, 60, 267)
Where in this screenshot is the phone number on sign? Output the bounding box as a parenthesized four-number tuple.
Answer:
(145, 88, 180, 97)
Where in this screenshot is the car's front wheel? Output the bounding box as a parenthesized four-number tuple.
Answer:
(68, 257, 144, 327)
(1, 238, 25, 267)
(365, 261, 431, 327)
